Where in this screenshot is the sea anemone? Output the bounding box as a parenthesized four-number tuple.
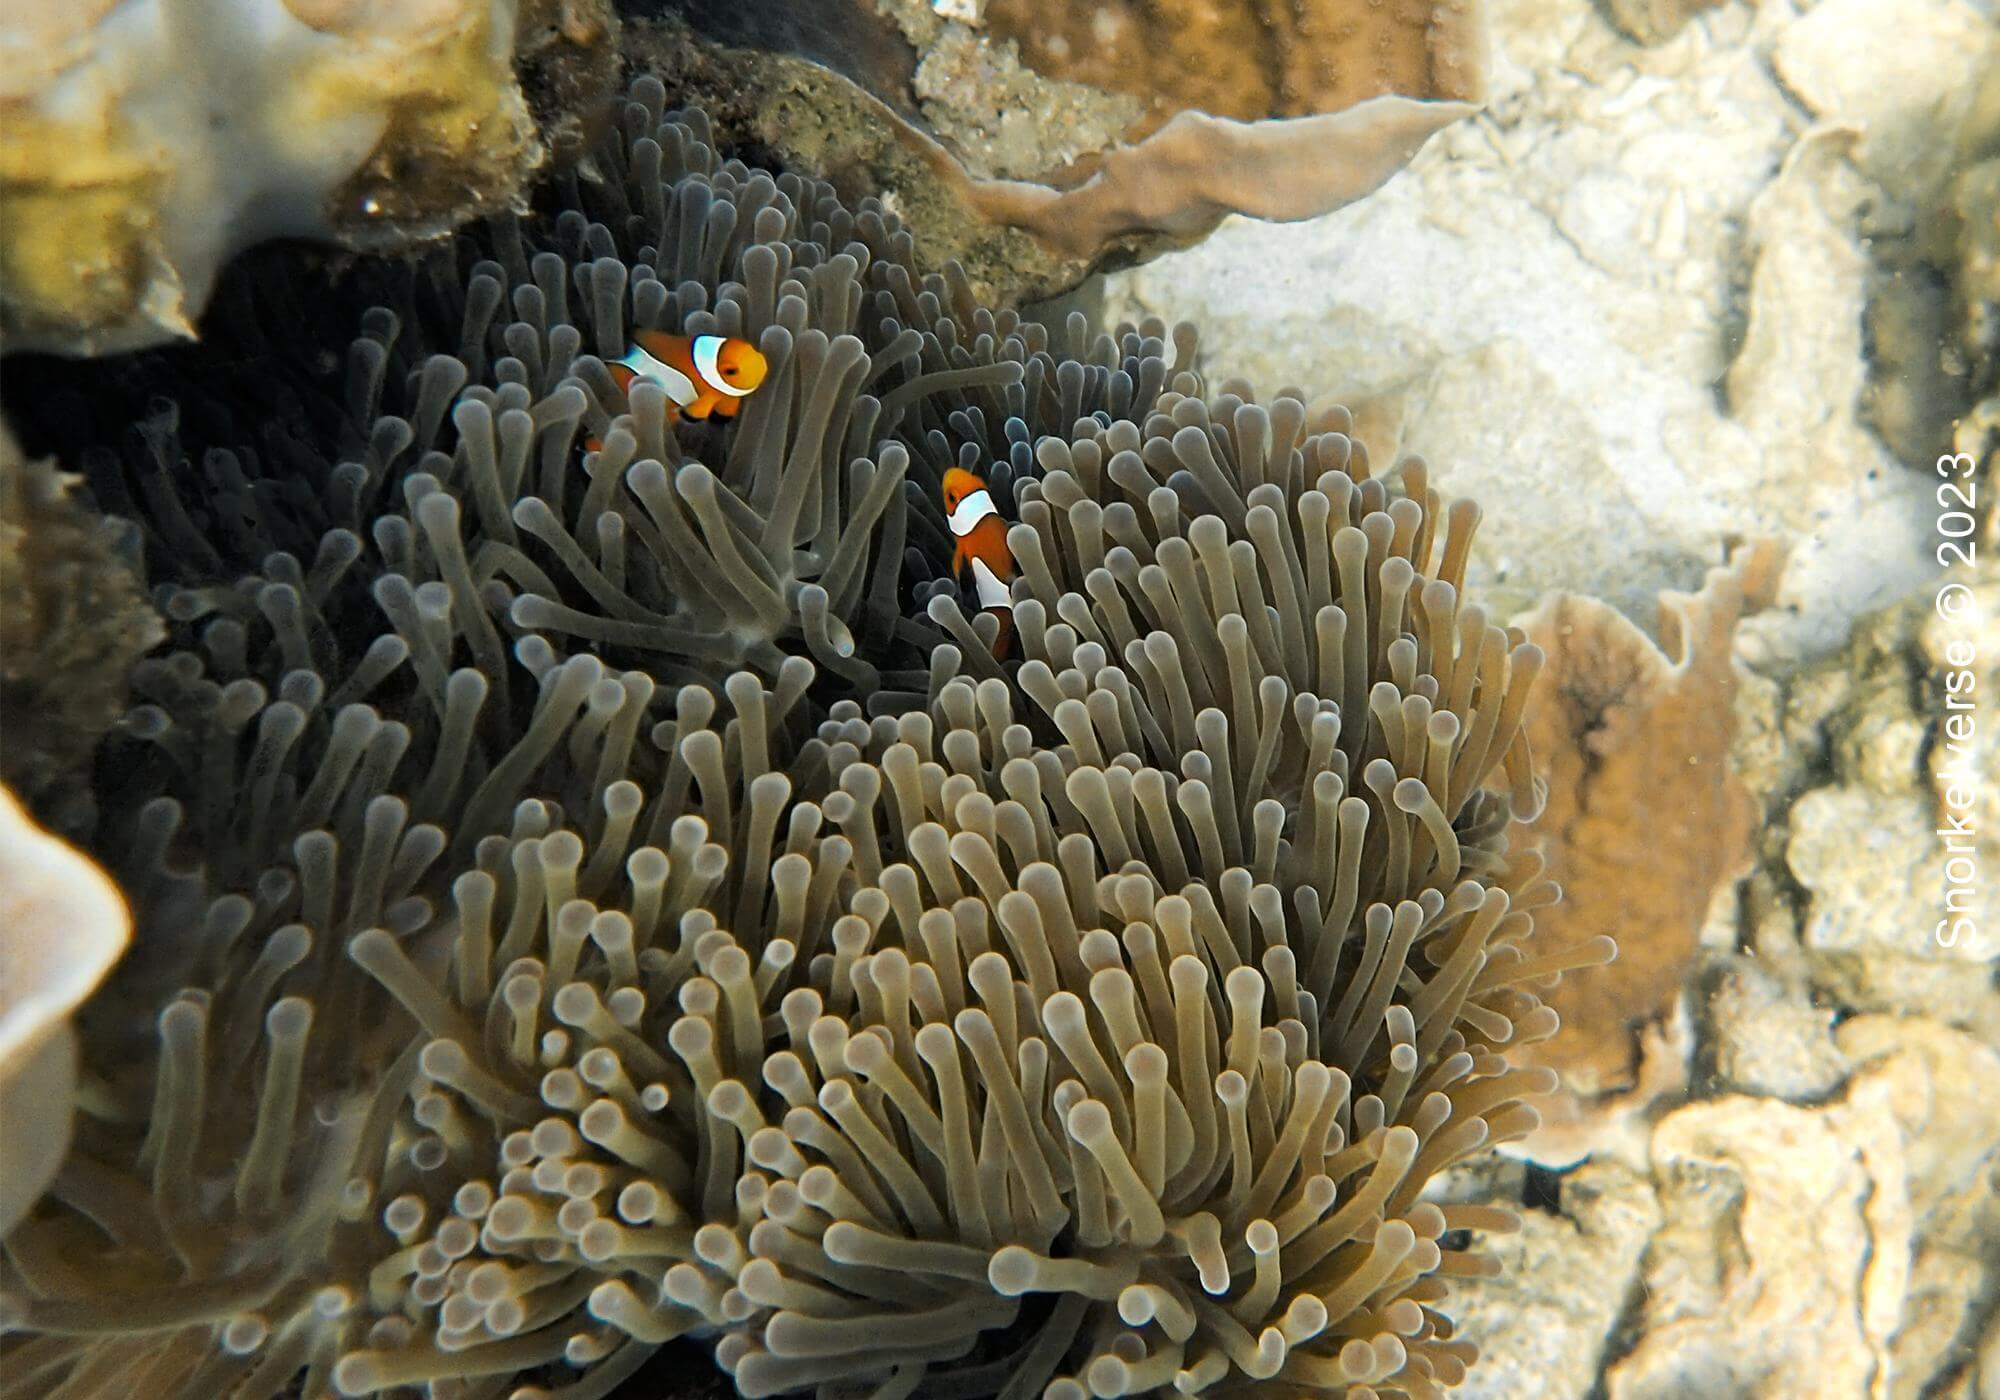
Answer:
(0, 73, 1603, 1400)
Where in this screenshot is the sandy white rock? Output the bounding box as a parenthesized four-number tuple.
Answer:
(1102, 0, 1946, 661)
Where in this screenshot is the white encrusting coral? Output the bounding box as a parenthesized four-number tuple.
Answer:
(0, 0, 540, 354)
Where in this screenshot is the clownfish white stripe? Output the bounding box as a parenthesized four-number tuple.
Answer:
(948, 489, 998, 536)
(693, 335, 753, 397)
(616, 345, 700, 408)
(968, 555, 1012, 610)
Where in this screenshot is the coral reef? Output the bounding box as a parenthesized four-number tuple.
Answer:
(0, 427, 162, 832)
(633, 4, 1477, 306)
(1100, 0, 1958, 659)
(0, 72, 1595, 1400)
(1504, 543, 1782, 1163)
(0, 0, 617, 356)
(0, 786, 131, 1237)
(978, 0, 1485, 128)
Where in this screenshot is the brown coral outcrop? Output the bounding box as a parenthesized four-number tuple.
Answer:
(1507, 544, 1785, 1162)
(986, 0, 1486, 128)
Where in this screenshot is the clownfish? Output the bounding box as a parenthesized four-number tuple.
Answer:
(941, 466, 1015, 659)
(608, 332, 768, 420)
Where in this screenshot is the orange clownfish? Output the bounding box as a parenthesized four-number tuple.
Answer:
(941, 466, 1015, 659)
(608, 332, 768, 420)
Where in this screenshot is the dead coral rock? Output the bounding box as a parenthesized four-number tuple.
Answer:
(1836, 1016, 2000, 1397)
(1703, 957, 1849, 1102)
(1920, 475, 2000, 908)
(1507, 544, 1783, 1158)
(983, 0, 1486, 127)
(872, 0, 1143, 178)
(0, 434, 161, 832)
(1610, 1015, 2000, 1400)
(1440, 1162, 1662, 1400)
(640, 4, 1476, 303)
(1787, 789, 1973, 960)
(1610, 1085, 1912, 1400)
(1773, 0, 1999, 458)
(1783, 540, 1999, 971)
(1599, 0, 1726, 46)
(0, 0, 616, 355)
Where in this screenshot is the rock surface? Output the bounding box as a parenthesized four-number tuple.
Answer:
(1442, 1163, 1662, 1400)
(1599, 1016, 2000, 1398)
(1101, 0, 1983, 661)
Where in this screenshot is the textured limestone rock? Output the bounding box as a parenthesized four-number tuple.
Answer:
(1603, 1016, 2000, 1399)
(870, 0, 1142, 177)
(1837, 1017, 2000, 1398)
(0, 785, 130, 1237)
(1787, 789, 1984, 961)
(1703, 958, 1850, 1101)
(1772, 495, 1998, 977)
(0, 430, 161, 832)
(1920, 492, 2000, 945)
(1609, 1086, 1912, 1398)
(1101, 0, 1946, 660)
(1443, 1163, 1663, 1400)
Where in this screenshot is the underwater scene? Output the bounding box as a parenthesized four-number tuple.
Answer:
(0, 1, 1995, 1397)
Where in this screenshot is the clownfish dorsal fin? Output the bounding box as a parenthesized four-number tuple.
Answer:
(632, 329, 688, 362)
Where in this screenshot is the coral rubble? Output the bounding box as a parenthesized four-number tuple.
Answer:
(0, 70, 1596, 1400)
